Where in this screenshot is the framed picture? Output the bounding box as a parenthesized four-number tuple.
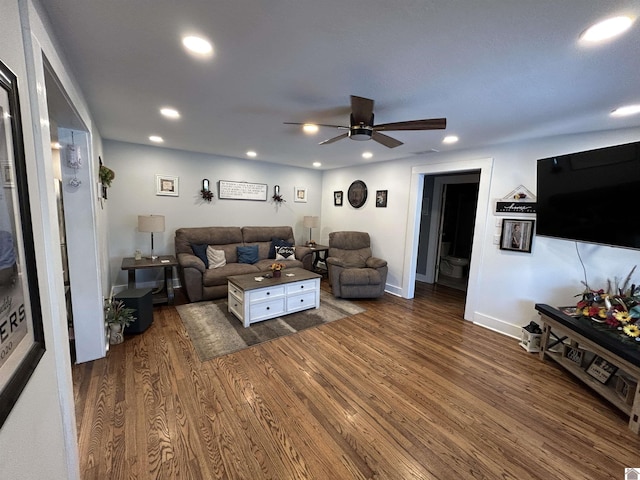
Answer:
(2, 162, 14, 188)
(586, 356, 618, 384)
(334, 190, 343, 206)
(348, 180, 367, 208)
(294, 186, 307, 203)
(499, 218, 534, 253)
(0, 59, 46, 428)
(156, 174, 179, 196)
(376, 190, 388, 208)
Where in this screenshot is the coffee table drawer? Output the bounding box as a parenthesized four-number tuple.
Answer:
(285, 279, 317, 295)
(287, 291, 317, 313)
(228, 296, 244, 320)
(228, 283, 244, 302)
(250, 298, 286, 321)
(250, 285, 285, 302)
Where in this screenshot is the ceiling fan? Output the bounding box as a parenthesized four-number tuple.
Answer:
(284, 95, 446, 148)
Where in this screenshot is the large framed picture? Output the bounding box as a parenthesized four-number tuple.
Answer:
(155, 174, 179, 196)
(0, 59, 46, 428)
(499, 218, 534, 253)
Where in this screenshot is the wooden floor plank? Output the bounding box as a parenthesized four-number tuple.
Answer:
(73, 282, 640, 479)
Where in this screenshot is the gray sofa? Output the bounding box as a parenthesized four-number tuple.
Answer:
(175, 226, 312, 302)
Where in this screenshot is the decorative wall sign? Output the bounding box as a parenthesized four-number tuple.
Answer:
(348, 180, 367, 208)
(0, 59, 46, 428)
(495, 201, 537, 214)
(156, 174, 179, 196)
(218, 180, 267, 201)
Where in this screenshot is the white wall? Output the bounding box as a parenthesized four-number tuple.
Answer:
(104, 140, 323, 289)
(322, 127, 640, 338)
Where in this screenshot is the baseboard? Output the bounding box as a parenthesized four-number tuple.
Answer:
(384, 283, 403, 297)
(472, 311, 521, 339)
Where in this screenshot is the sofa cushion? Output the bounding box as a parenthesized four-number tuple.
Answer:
(269, 237, 293, 258)
(237, 245, 259, 264)
(191, 243, 209, 268)
(206, 246, 226, 269)
(275, 245, 296, 261)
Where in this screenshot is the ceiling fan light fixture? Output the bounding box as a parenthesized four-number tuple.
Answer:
(349, 126, 373, 141)
(611, 104, 640, 117)
(579, 16, 634, 43)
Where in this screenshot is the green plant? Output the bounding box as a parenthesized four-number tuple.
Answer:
(99, 165, 115, 187)
(104, 298, 136, 328)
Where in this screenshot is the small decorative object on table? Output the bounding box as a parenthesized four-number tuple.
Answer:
(270, 262, 286, 278)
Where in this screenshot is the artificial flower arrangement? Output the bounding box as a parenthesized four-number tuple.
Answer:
(200, 188, 214, 202)
(270, 262, 286, 271)
(272, 185, 285, 204)
(574, 266, 640, 341)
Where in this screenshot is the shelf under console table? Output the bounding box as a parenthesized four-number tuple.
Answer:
(535, 303, 640, 433)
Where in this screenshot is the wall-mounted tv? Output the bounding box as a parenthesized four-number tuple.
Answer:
(536, 140, 640, 250)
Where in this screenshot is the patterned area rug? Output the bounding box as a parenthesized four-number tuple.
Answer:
(176, 290, 365, 362)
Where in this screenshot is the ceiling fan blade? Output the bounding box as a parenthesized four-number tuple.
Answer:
(374, 118, 447, 131)
(351, 96, 375, 125)
(283, 122, 349, 129)
(372, 131, 403, 148)
(319, 132, 349, 145)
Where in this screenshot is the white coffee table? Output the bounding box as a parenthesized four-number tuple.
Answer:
(227, 267, 322, 327)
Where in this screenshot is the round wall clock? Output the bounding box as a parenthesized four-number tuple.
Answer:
(348, 180, 368, 208)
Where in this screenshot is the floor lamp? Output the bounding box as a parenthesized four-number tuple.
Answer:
(303, 216, 319, 245)
(138, 215, 165, 259)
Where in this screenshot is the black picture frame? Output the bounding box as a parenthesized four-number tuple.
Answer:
(347, 180, 367, 208)
(499, 218, 535, 253)
(334, 190, 343, 206)
(0, 60, 46, 428)
(376, 190, 388, 208)
(585, 356, 618, 385)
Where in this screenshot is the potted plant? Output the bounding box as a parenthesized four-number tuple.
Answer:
(104, 297, 136, 344)
(270, 262, 286, 278)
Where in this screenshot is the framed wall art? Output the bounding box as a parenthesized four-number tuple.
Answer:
(0, 59, 46, 428)
(499, 218, 535, 253)
(219, 180, 267, 201)
(376, 190, 388, 208)
(294, 186, 307, 203)
(348, 180, 367, 208)
(334, 190, 343, 206)
(156, 174, 179, 196)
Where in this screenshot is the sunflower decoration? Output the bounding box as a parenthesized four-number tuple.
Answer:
(613, 310, 632, 324)
(622, 324, 640, 338)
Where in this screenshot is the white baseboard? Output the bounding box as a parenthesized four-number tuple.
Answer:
(472, 311, 521, 339)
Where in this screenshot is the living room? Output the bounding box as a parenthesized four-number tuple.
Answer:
(2, 1, 640, 478)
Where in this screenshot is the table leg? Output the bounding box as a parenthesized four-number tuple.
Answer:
(164, 265, 174, 305)
(128, 270, 136, 289)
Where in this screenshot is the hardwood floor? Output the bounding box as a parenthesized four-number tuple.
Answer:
(73, 281, 640, 479)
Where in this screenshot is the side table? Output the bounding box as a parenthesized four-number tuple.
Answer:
(121, 255, 178, 305)
(304, 244, 329, 275)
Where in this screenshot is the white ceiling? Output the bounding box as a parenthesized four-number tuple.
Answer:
(39, 0, 640, 170)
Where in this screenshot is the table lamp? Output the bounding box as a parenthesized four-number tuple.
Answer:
(138, 215, 165, 259)
(303, 216, 319, 245)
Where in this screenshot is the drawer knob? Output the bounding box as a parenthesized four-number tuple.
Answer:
(300, 299, 304, 303)
(266, 306, 270, 310)
(267, 292, 270, 295)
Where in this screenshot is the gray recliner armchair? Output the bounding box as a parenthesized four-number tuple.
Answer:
(326, 231, 388, 299)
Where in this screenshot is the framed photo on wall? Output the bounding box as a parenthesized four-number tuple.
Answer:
(376, 190, 388, 208)
(334, 190, 343, 206)
(0, 59, 46, 428)
(294, 186, 307, 203)
(499, 218, 534, 253)
(156, 174, 179, 196)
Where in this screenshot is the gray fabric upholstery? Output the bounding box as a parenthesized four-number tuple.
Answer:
(326, 231, 388, 299)
(175, 226, 313, 302)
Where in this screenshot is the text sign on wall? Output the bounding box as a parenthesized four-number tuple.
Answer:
(218, 180, 268, 201)
(495, 201, 537, 215)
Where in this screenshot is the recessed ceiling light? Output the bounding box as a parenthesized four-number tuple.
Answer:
(580, 16, 634, 43)
(362, 152, 373, 159)
(182, 35, 214, 56)
(611, 104, 640, 117)
(160, 107, 180, 119)
(303, 124, 319, 134)
(443, 135, 459, 144)
(312, 162, 322, 168)
(149, 135, 164, 143)
(246, 151, 257, 157)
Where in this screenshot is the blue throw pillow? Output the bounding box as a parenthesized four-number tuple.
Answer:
(191, 243, 209, 268)
(269, 237, 293, 258)
(237, 245, 259, 264)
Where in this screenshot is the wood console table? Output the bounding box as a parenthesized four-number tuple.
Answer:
(535, 304, 640, 433)
(121, 255, 177, 305)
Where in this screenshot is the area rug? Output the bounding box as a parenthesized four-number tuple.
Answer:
(176, 291, 365, 362)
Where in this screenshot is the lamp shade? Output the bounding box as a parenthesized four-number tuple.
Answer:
(303, 216, 320, 228)
(138, 215, 165, 233)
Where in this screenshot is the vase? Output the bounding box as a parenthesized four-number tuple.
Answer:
(273, 270, 281, 278)
(109, 324, 124, 344)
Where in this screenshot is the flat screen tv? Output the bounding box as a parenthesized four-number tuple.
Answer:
(536, 140, 640, 250)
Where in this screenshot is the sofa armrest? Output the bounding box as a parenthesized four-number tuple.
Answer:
(294, 245, 313, 270)
(178, 252, 205, 273)
(366, 257, 387, 269)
